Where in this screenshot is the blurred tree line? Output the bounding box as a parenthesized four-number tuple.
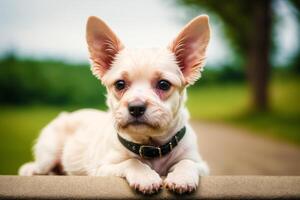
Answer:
(177, 0, 300, 112)
(0, 52, 296, 107)
(0, 54, 106, 107)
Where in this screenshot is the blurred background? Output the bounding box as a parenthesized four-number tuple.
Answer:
(0, 0, 299, 175)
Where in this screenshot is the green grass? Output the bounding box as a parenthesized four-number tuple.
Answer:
(188, 83, 249, 120)
(187, 74, 300, 144)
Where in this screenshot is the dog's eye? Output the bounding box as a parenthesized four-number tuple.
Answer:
(114, 80, 126, 90)
(157, 80, 171, 91)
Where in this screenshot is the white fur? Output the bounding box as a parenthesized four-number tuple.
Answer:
(19, 15, 210, 195)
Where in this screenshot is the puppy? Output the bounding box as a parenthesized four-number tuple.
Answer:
(19, 15, 211, 194)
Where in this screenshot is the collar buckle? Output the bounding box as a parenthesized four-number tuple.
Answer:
(169, 142, 173, 151)
(139, 145, 162, 159)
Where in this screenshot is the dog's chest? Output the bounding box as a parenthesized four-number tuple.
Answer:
(146, 151, 178, 176)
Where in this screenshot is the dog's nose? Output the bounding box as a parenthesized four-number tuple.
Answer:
(128, 103, 146, 118)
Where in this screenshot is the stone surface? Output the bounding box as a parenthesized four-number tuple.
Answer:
(0, 176, 300, 199)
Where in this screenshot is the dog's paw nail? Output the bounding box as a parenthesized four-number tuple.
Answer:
(173, 184, 176, 190)
(178, 188, 182, 194)
(164, 176, 197, 194)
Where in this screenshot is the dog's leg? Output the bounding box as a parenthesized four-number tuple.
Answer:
(164, 159, 209, 194)
(19, 112, 70, 176)
(92, 159, 162, 194)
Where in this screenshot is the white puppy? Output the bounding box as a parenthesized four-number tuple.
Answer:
(19, 15, 211, 194)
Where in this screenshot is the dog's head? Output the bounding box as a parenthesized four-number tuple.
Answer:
(86, 16, 210, 139)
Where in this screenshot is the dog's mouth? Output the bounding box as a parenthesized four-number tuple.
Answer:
(122, 119, 157, 129)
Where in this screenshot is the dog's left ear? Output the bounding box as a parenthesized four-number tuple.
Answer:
(168, 15, 210, 85)
(86, 16, 124, 79)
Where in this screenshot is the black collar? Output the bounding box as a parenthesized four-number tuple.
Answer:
(117, 126, 186, 159)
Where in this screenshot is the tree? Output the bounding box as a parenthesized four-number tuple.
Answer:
(177, 0, 272, 111)
(289, 0, 300, 73)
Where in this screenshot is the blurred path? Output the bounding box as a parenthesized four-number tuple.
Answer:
(192, 121, 300, 175)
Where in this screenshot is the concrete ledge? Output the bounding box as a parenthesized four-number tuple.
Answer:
(0, 176, 300, 199)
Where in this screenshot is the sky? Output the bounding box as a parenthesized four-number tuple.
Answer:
(0, 0, 298, 66)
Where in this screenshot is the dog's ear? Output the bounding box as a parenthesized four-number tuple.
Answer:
(168, 15, 210, 85)
(86, 16, 124, 79)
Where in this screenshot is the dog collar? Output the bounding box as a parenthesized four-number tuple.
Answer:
(117, 126, 186, 159)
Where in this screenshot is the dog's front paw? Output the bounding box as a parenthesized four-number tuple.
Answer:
(126, 170, 162, 194)
(164, 172, 199, 194)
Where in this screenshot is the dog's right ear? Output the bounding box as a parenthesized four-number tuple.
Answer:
(86, 16, 124, 79)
